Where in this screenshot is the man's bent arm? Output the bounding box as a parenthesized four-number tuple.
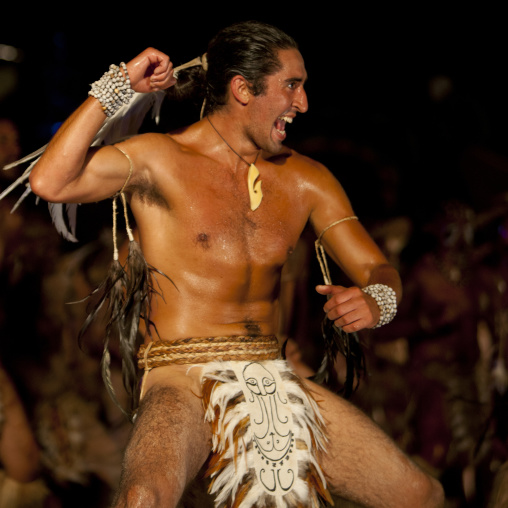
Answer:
(29, 98, 125, 203)
(309, 162, 402, 332)
(29, 48, 175, 204)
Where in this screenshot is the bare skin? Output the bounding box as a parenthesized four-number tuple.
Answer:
(29, 47, 443, 507)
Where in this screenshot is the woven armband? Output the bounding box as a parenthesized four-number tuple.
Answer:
(362, 283, 397, 328)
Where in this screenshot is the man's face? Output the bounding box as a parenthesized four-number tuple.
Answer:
(246, 49, 308, 154)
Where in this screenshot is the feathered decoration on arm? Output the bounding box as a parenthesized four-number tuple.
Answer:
(0, 55, 206, 242)
(0, 53, 204, 239)
(117, 233, 171, 414)
(85, 53, 204, 148)
(78, 247, 129, 411)
(0, 90, 166, 241)
(311, 217, 366, 398)
(0, 143, 47, 201)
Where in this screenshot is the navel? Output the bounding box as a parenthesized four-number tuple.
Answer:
(244, 321, 262, 335)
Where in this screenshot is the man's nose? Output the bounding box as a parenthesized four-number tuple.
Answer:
(294, 88, 308, 113)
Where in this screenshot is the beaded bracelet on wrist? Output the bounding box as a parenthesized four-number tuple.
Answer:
(88, 62, 134, 117)
(362, 283, 397, 328)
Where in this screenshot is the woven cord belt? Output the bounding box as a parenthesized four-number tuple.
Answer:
(137, 335, 281, 369)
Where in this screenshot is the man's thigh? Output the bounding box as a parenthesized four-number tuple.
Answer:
(116, 365, 213, 505)
(303, 378, 442, 508)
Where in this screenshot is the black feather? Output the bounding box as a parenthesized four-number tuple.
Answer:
(117, 240, 174, 414)
(76, 240, 172, 418)
(310, 317, 366, 399)
(75, 258, 132, 412)
(77, 258, 127, 349)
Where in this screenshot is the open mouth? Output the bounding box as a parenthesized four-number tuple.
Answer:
(275, 115, 293, 136)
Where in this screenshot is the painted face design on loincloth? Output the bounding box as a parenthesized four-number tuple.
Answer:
(232, 362, 297, 494)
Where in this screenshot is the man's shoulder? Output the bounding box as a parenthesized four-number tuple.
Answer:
(165, 122, 211, 154)
(267, 147, 330, 176)
(121, 130, 195, 161)
(122, 131, 178, 150)
(273, 148, 349, 206)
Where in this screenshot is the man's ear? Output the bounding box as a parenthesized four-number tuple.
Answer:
(230, 75, 251, 105)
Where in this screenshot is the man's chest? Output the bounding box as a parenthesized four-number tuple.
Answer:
(177, 189, 307, 269)
(135, 155, 312, 267)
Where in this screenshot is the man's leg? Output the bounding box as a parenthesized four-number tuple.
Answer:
(303, 379, 445, 508)
(112, 365, 212, 508)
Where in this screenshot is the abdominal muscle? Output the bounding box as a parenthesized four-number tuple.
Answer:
(132, 194, 298, 344)
(142, 259, 283, 342)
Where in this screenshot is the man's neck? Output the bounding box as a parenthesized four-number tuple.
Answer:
(206, 112, 260, 165)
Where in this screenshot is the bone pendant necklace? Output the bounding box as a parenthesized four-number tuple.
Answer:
(207, 117, 262, 211)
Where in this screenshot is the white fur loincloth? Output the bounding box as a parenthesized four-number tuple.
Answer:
(200, 359, 332, 508)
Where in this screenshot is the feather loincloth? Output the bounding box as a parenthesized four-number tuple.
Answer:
(200, 360, 333, 508)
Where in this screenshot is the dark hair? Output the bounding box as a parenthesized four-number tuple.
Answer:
(168, 21, 298, 116)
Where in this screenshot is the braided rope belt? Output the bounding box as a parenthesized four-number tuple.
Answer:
(137, 335, 281, 369)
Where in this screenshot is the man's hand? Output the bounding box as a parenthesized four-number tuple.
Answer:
(316, 285, 380, 333)
(126, 48, 177, 93)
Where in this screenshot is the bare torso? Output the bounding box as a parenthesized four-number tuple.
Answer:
(122, 125, 315, 341)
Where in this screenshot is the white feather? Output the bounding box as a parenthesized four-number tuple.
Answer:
(11, 184, 32, 213)
(66, 202, 78, 238)
(0, 162, 35, 201)
(201, 360, 329, 508)
(92, 90, 166, 147)
(48, 203, 78, 242)
(2, 143, 48, 171)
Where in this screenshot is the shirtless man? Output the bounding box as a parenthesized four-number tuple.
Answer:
(29, 21, 444, 508)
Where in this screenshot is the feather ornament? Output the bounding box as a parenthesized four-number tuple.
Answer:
(75, 244, 151, 418)
(76, 255, 130, 411)
(0, 54, 205, 241)
(0, 54, 199, 237)
(76, 245, 159, 417)
(48, 202, 79, 242)
(311, 318, 365, 399)
(313, 217, 366, 397)
(0, 161, 37, 200)
(118, 238, 171, 407)
(200, 360, 333, 508)
(0, 91, 166, 241)
(93, 90, 166, 146)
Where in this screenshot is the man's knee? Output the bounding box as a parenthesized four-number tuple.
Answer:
(112, 382, 211, 508)
(113, 484, 157, 508)
(427, 476, 445, 508)
(113, 482, 181, 508)
(411, 471, 445, 508)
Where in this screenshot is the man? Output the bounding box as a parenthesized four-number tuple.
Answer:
(29, 21, 444, 508)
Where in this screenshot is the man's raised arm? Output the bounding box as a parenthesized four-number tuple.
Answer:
(29, 48, 176, 204)
(309, 162, 402, 334)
